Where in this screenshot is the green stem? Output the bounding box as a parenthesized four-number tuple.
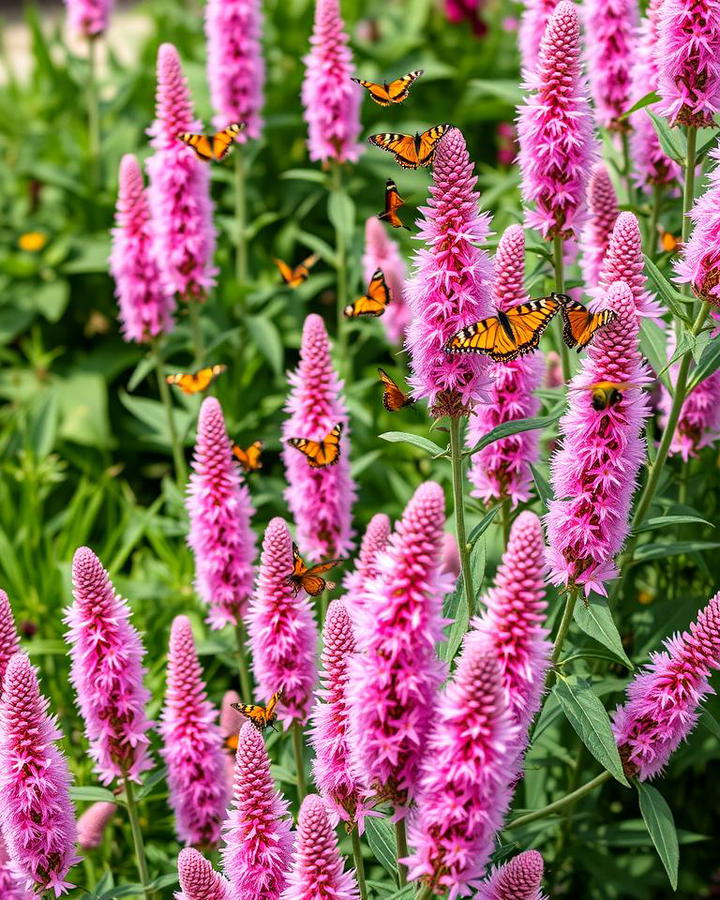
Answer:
(123, 776, 151, 900)
(292, 721, 307, 801)
(449, 416, 474, 619)
(621, 130, 634, 207)
(506, 770, 611, 830)
(394, 818, 409, 887)
(188, 300, 204, 367)
(234, 152, 248, 292)
(553, 234, 571, 383)
(415, 887, 435, 900)
(152, 340, 187, 485)
(547, 587, 579, 685)
(648, 183, 663, 257)
(682, 126, 698, 244)
(500, 497, 511, 548)
(87, 36, 100, 189)
(330, 163, 348, 365)
(351, 828, 368, 900)
(234, 621, 252, 702)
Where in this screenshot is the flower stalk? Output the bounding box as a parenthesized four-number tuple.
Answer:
(152, 339, 186, 485)
(449, 416, 474, 618)
(123, 776, 151, 900)
(235, 152, 248, 292)
(394, 819, 409, 887)
(351, 829, 368, 900)
(506, 770, 612, 830)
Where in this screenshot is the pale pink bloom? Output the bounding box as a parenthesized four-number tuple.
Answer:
(342, 513, 391, 624)
(675, 145, 720, 306)
(580, 163, 619, 288)
(583, 0, 637, 130)
(0, 590, 20, 687)
(77, 802, 116, 850)
(440, 532, 461, 578)
(543, 350, 563, 387)
(177, 848, 232, 900)
(591, 212, 662, 317)
(362, 217, 410, 345)
(64, 0, 111, 36)
(476, 850, 547, 900)
(518, 0, 560, 73)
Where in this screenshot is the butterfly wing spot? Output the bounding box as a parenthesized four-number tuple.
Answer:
(344, 271, 390, 318)
(368, 125, 452, 169)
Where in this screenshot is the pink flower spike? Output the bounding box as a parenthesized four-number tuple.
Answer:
(518, 0, 559, 73)
(65, 547, 153, 784)
(342, 513, 391, 623)
(613, 591, 720, 779)
(77, 801, 117, 850)
(220, 690, 243, 784)
(248, 517, 318, 726)
(476, 850, 547, 900)
(281, 794, 358, 900)
(593, 212, 662, 318)
(362, 217, 410, 345)
(0, 653, 80, 897)
(187, 396, 257, 630)
(580, 163, 620, 289)
(675, 145, 720, 306)
(222, 722, 294, 898)
(0, 589, 21, 687)
(302, 0, 362, 164)
(405, 127, 494, 416)
(517, 1, 596, 240)
(110, 154, 175, 344)
(282, 314, 356, 561)
(177, 848, 231, 900)
(64, 0, 111, 37)
(160, 616, 230, 847)
(0, 833, 33, 899)
(583, 0, 637, 130)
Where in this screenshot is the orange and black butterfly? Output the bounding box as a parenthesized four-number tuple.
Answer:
(378, 179, 410, 231)
(559, 297, 616, 351)
(445, 295, 562, 362)
(378, 368, 415, 412)
(231, 440, 263, 472)
(352, 69, 424, 106)
(368, 124, 452, 169)
(287, 423, 343, 468)
(286, 543, 341, 597)
(230, 689, 284, 732)
(176, 122, 245, 162)
(274, 254, 319, 288)
(165, 364, 227, 395)
(344, 270, 391, 318)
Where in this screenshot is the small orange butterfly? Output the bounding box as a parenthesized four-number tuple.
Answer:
(274, 254, 319, 288)
(231, 689, 284, 732)
(177, 122, 245, 162)
(659, 230, 681, 253)
(286, 543, 341, 597)
(352, 69, 424, 106)
(368, 124, 452, 169)
(344, 270, 391, 318)
(232, 440, 263, 472)
(559, 297, 616, 351)
(287, 422, 342, 468)
(165, 364, 227, 395)
(378, 368, 414, 412)
(378, 179, 411, 231)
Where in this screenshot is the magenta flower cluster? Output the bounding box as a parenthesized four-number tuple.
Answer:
(580, 163, 619, 289)
(64, 0, 111, 37)
(583, 0, 637, 130)
(676, 146, 720, 306)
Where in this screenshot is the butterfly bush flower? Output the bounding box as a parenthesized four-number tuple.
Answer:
(594, 212, 662, 317)
(178, 848, 232, 900)
(65, 547, 153, 784)
(65, 0, 111, 36)
(205, 0, 264, 140)
(546, 282, 652, 596)
(76, 801, 117, 851)
(187, 396, 257, 630)
(580, 163, 619, 288)
(476, 851, 547, 900)
(405, 127, 494, 417)
(583, 0, 637, 131)
(517, 1, 595, 240)
(282, 314, 356, 560)
(248, 517, 317, 725)
(348, 482, 450, 810)
(302, 0, 362, 164)
(222, 722, 294, 898)
(0, 653, 79, 896)
(363, 217, 410, 345)
(467, 225, 544, 507)
(518, 0, 560, 72)
(147, 43, 216, 301)
(676, 145, 720, 305)
(613, 591, 720, 779)
(342, 513, 391, 624)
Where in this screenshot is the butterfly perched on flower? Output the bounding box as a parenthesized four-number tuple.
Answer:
(287, 423, 343, 468)
(377, 179, 411, 231)
(378, 368, 415, 412)
(344, 270, 391, 318)
(230, 689, 284, 732)
(351, 69, 424, 106)
(367, 124, 452, 169)
(176, 122, 245, 162)
(231, 440, 263, 472)
(165, 365, 227, 394)
(559, 297, 616, 351)
(286, 543, 341, 597)
(578, 381, 640, 411)
(273, 254, 319, 288)
(445, 295, 562, 362)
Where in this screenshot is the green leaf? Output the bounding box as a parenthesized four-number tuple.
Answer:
(280, 168, 328, 184)
(328, 190, 356, 244)
(620, 90, 661, 120)
(135, 766, 168, 800)
(643, 255, 690, 323)
(688, 334, 720, 390)
(701, 709, 720, 740)
(245, 314, 284, 377)
(648, 111, 687, 163)
(530, 464, 554, 507)
(365, 817, 398, 881)
(633, 541, 720, 561)
(27, 391, 59, 458)
(634, 514, 713, 533)
(470, 536, 486, 595)
(440, 582, 469, 664)
(637, 781, 680, 889)
(464, 412, 561, 458)
(70, 786, 119, 805)
(467, 505, 501, 546)
(146, 874, 179, 891)
(379, 431, 446, 457)
(467, 78, 523, 105)
(640, 318, 671, 389)
(574, 594, 633, 668)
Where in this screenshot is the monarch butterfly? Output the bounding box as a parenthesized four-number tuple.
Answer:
(230, 689, 284, 732)
(231, 440, 263, 472)
(578, 381, 640, 411)
(351, 69, 424, 106)
(286, 543, 341, 597)
(378, 368, 415, 412)
(560, 297, 617, 351)
(377, 179, 411, 231)
(344, 270, 391, 318)
(367, 124, 452, 169)
(273, 254, 319, 288)
(165, 364, 227, 395)
(176, 122, 245, 162)
(445, 295, 562, 362)
(287, 423, 343, 468)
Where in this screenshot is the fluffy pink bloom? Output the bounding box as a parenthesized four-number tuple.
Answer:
(282, 314, 356, 560)
(65, 547, 153, 784)
(594, 212, 662, 317)
(0, 653, 79, 897)
(222, 722, 293, 898)
(301, 0, 362, 164)
(405, 127, 494, 416)
(583, 0, 637, 130)
(160, 616, 230, 847)
(518, 0, 559, 72)
(362, 217, 410, 345)
(656, 0, 720, 127)
(676, 146, 720, 305)
(147, 43, 216, 301)
(247, 517, 317, 725)
(205, 0, 264, 139)
(348, 482, 450, 811)
(76, 802, 116, 850)
(342, 513, 391, 623)
(110, 154, 175, 343)
(444, 0, 486, 36)
(580, 163, 619, 288)
(177, 848, 231, 900)
(467, 225, 544, 506)
(545, 282, 652, 596)
(281, 795, 357, 900)
(0, 590, 20, 687)
(613, 591, 720, 779)
(517, 1, 595, 240)
(187, 396, 257, 630)
(220, 690, 243, 784)
(64, 0, 111, 36)
(406, 643, 516, 898)
(476, 850, 546, 900)
(0, 835, 32, 899)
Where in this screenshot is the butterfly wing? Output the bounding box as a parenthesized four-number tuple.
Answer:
(368, 133, 421, 168)
(500, 297, 561, 356)
(344, 270, 390, 317)
(385, 180, 405, 212)
(274, 258, 301, 287)
(211, 124, 240, 161)
(378, 367, 413, 412)
(561, 299, 616, 350)
(264, 689, 283, 724)
(385, 69, 424, 103)
(232, 440, 263, 472)
(224, 732, 239, 752)
(417, 124, 452, 167)
(352, 78, 392, 105)
(236, 704, 269, 730)
(177, 132, 214, 161)
(165, 365, 224, 394)
(445, 317, 508, 360)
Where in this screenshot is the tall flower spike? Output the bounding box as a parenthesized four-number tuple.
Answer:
(65, 547, 153, 784)
(348, 482, 450, 810)
(583, 0, 637, 130)
(518, 0, 560, 73)
(222, 722, 294, 898)
(147, 43, 216, 301)
(545, 282, 652, 596)
(594, 212, 662, 317)
(517, 1, 596, 240)
(476, 850, 547, 900)
(467, 224, 544, 506)
(301, 0, 362, 164)
(0, 653, 79, 896)
(281, 794, 358, 900)
(110, 154, 175, 343)
(177, 848, 232, 900)
(0, 836, 32, 899)
(160, 616, 230, 847)
(580, 163, 619, 289)
(342, 513, 391, 623)
(405, 127, 494, 416)
(0, 589, 21, 687)
(64, 0, 111, 37)
(282, 314, 356, 560)
(613, 591, 720, 779)
(362, 217, 410, 345)
(676, 144, 720, 306)
(77, 801, 116, 850)
(247, 517, 317, 725)
(205, 0, 264, 140)
(220, 690, 243, 784)
(187, 396, 257, 630)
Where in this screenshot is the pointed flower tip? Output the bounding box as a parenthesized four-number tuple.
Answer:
(478, 849, 546, 899)
(177, 847, 230, 900)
